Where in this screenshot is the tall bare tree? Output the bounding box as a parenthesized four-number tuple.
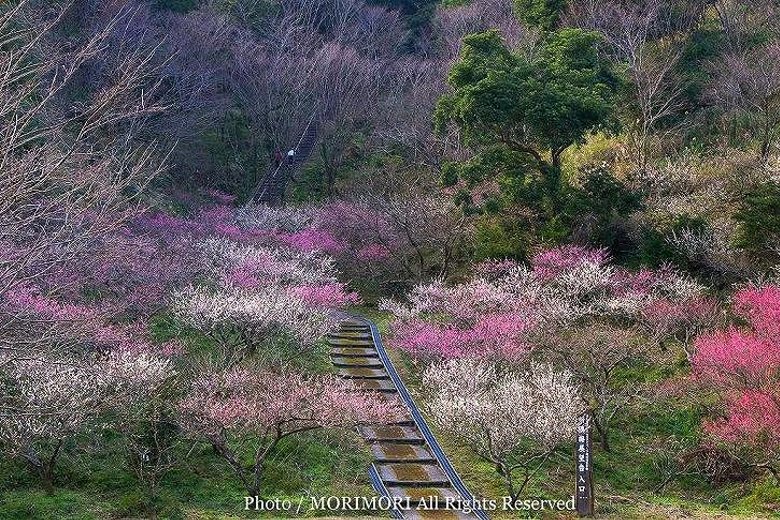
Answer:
(567, 0, 701, 168)
(709, 40, 780, 160)
(0, 0, 168, 360)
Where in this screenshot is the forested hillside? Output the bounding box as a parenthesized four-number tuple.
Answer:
(1, 0, 779, 518)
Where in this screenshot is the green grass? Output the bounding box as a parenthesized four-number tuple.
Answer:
(0, 430, 376, 520)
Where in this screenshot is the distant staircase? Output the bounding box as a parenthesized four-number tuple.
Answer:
(253, 112, 319, 205)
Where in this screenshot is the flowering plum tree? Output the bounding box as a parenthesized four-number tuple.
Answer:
(149, 200, 371, 367)
(423, 359, 582, 498)
(383, 245, 710, 363)
(172, 285, 335, 364)
(692, 285, 780, 482)
(178, 368, 398, 496)
(533, 324, 648, 452)
(0, 351, 172, 492)
(313, 193, 471, 286)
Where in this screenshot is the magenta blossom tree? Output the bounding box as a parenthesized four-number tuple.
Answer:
(177, 367, 398, 496)
(692, 285, 780, 482)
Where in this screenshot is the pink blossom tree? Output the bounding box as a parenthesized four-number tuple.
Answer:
(692, 285, 780, 482)
(313, 192, 471, 287)
(177, 367, 398, 496)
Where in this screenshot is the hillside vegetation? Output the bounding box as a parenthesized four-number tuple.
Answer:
(1, 0, 779, 519)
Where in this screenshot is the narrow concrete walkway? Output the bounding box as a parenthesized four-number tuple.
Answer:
(328, 318, 489, 520)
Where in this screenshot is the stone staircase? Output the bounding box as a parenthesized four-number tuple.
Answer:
(254, 116, 318, 205)
(328, 320, 488, 520)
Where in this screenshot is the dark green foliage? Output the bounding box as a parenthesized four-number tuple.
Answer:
(154, 0, 199, 12)
(635, 214, 709, 270)
(679, 29, 725, 106)
(436, 29, 615, 171)
(436, 28, 618, 252)
(367, 0, 438, 52)
(473, 217, 530, 261)
(561, 167, 642, 254)
(513, 0, 567, 31)
(734, 182, 780, 259)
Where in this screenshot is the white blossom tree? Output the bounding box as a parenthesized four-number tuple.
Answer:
(422, 359, 582, 499)
(0, 351, 173, 492)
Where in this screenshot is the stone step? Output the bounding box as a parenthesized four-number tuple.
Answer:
(336, 367, 389, 379)
(328, 332, 373, 339)
(360, 425, 425, 444)
(377, 463, 450, 487)
(386, 419, 416, 427)
(340, 319, 366, 327)
(371, 443, 436, 463)
(331, 356, 384, 368)
(330, 347, 378, 357)
(328, 339, 376, 347)
(352, 379, 397, 392)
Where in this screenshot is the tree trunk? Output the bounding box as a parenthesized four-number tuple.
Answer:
(40, 465, 55, 495)
(592, 415, 611, 452)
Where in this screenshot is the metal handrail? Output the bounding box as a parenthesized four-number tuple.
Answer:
(250, 108, 318, 203)
(356, 314, 490, 520)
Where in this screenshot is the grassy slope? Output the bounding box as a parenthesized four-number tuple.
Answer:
(0, 431, 376, 520)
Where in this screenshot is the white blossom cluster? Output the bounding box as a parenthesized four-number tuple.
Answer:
(383, 254, 708, 333)
(235, 204, 315, 232)
(422, 359, 582, 457)
(0, 352, 173, 456)
(197, 237, 338, 286)
(171, 285, 334, 347)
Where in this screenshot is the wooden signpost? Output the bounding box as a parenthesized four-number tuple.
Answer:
(576, 413, 594, 516)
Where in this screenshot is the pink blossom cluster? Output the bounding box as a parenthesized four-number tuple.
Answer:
(693, 286, 780, 383)
(278, 229, 346, 255)
(2, 283, 184, 358)
(704, 390, 780, 449)
(692, 286, 780, 468)
(530, 245, 610, 281)
(733, 285, 780, 338)
(392, 313, 533, 361)
(384, 245, 713, 361)
(357, 243, 392, 261)
(310, 201, 401, 269)
(179, 367, 396, 437)
(288, 283, 361, 308)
